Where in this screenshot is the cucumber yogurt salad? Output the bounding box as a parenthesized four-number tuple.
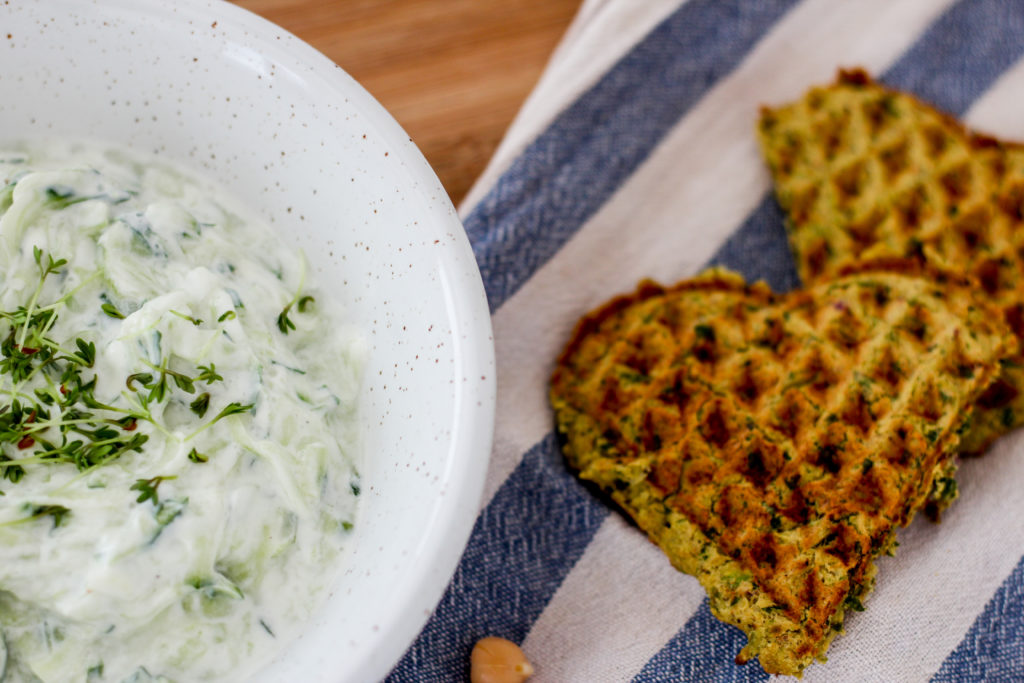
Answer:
(0, 141, 365, 681)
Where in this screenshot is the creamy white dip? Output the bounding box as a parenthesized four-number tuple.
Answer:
(0, 141, 364, 682)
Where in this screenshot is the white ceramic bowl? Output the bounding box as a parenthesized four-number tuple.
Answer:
(0, 2, 495, 681)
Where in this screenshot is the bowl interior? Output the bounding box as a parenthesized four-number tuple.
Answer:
(0, 2, 494, 680)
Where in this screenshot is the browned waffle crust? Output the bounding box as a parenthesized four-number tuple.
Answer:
(550, 265, 1016, 676)
(758, 68, 1024, 454)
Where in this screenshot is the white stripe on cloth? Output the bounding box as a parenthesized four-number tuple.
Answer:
(460, 0, 684, 214)
(963, 58, 1024, 139)
(522, 514, 704, 682)
(480, 0, 955, 509)
(781, 56, 1024, 683)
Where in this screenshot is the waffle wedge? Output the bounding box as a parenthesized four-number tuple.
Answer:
(550, 264, 1016, 676)
(758, 68, 1024, 453)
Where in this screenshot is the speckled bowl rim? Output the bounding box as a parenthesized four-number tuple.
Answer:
(199, 4, 497, 681)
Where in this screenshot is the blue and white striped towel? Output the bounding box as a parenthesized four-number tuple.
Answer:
(387, 1, 1024, 680)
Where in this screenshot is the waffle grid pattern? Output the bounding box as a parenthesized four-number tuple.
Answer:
(550, 267, 1014, 675)
(759, 69, 1024, 453)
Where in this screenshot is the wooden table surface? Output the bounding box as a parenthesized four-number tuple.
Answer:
(231, 0, 582, 207)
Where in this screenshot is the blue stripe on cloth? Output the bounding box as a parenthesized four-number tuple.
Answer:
(931, 554, 1024, 681)
(882, 0, 1024, 116)
(465, 0, 801, 312)
(386, 434, 608, 681)
(707, 195, 799, 292)
(632, 600, 769, 683)
(637, 0, 1024, 677)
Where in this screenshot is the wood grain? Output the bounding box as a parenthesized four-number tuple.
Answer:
(231, 0, 581, 206)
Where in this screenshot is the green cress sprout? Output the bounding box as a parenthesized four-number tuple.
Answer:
(0, 248, 254, 515)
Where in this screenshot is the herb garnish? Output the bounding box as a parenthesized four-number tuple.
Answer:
(186, 401, 254, 441)
(190, 392, 211, 418)
(29, 503, 71, 528)
(169, 309, 203, 326)
(196, 364, 223, 384)
(127, 361, 223, 406)
(130, 475, 176, 505)
(100, 302, 125, 319)
(277, 291, 314, 334)
(0, 249, 250, 511)
(0, 503, 72, 529)
(0, 251, 154, 492)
